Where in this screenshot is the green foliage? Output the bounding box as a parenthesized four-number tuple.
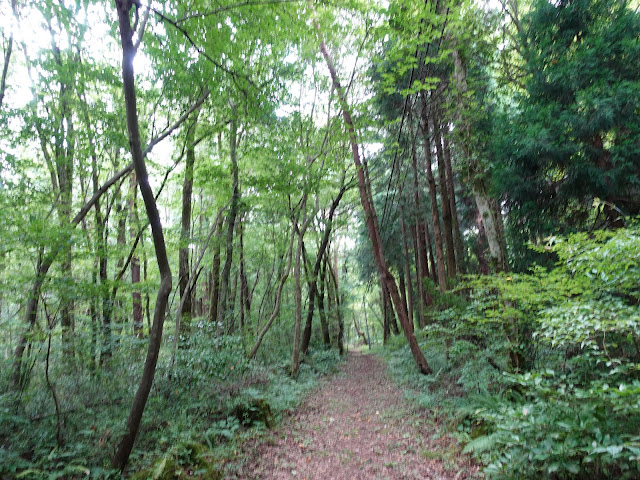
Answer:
(0, 321, 342, 478)
(494, 0, 640, 243)
(381, 224, 640, 478)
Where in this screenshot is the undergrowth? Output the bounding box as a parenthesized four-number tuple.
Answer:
(0, 325, 341, 479)
(378, 226, 640, 479)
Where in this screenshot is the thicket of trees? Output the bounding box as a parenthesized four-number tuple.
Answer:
(0, 0, 638, 477)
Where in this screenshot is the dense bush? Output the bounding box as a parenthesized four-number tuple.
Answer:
(382, 225, 640, 479)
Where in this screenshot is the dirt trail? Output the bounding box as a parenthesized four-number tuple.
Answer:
(229, 352, 479, 479)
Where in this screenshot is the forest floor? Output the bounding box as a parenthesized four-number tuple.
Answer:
(226, 351, 479, 479)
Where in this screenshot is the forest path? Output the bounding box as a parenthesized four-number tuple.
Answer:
(227, 351, 479, 479)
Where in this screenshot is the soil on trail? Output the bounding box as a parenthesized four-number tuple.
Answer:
(228, 352, 479, 480)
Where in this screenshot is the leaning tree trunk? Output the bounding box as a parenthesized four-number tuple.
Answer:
(314, 16, 430, 374)
(112, 2, 173, 470)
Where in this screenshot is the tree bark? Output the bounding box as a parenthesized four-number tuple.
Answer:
(208, 232, 222, 325)
(112, 2, 173, 470)
(451, 48, 508, 272)
(400, 217, 415, 328)
(178, 113, 199, 337)
(433, 106, 456, 277)
(326, 253, 344, 356)
(314, 16, 431, 374)
(130, 172, 143, 338)
(420, 92, 447, 293)
(318, 255, 331, 346)
(442, 132, 465, 273)
(291, 201, 311, 377)
(218, 103, 240, 326)
(411, 147, 432, 314)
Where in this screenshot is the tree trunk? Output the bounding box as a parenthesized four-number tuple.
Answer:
(432, 107, 457, 277)
(112, 3, 173, 470)
(247, 225, 296, 360)
(353, 315, 368, 346)
(442, 133, 465, 273)
(412, 225, 427, 329)
(400, 217, 415, 328)
(300, 182, 346, 355)
(130, 172, 143, 338)
(424, 221, 437, 283)
(315, 18, 431, 374)
(452, 48, 508, 272)
(218, 103, 240, 326)
(318, 255, 331, 346)
(420, 93, 447, 293)
(411, 147, 432, 314)
(239, 220, 249, 329)
(326, 254, 344, 356)
(208, 234, 222, 325)
(178, 114, 198, 337)
(382, 280, 399, 335)
(291, 204, 310, 377)
(398, 267, 409, 329)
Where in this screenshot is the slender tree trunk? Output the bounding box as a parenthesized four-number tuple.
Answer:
(300, 182, 346, 355)
(130, 172, 143, 338)
(398, 267, 409, 328)
(400, 218, 415, 328)
(432, 107, 456, 277)
(318, 255, 331, 346)
(247, 226, 296, 360)
(382, 280, 399, 335)
(412, 225, 427, 329)
(58, 106, 75, 359)
(208, 234, 222, 325)
(239, 220, 249, 329)
(442, 133, 465, 273)
(218, 104, 240, 326)
(178, 114, 198, 337)
(420, 93, 447, 293)
(411, 148, 432, 313)
(425, 222, 437, 283)
(326, 254, 344, 356)
(112, 3, 173, 470)
(291, 202, 311, 377)
(381, 285, 391, 344)
(353, 315, 368, 346)
(0, 31, 12, 109)
(228, 270, 239, 333)
(475, 208, 490, 275)
(315, 17, 431, 374)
